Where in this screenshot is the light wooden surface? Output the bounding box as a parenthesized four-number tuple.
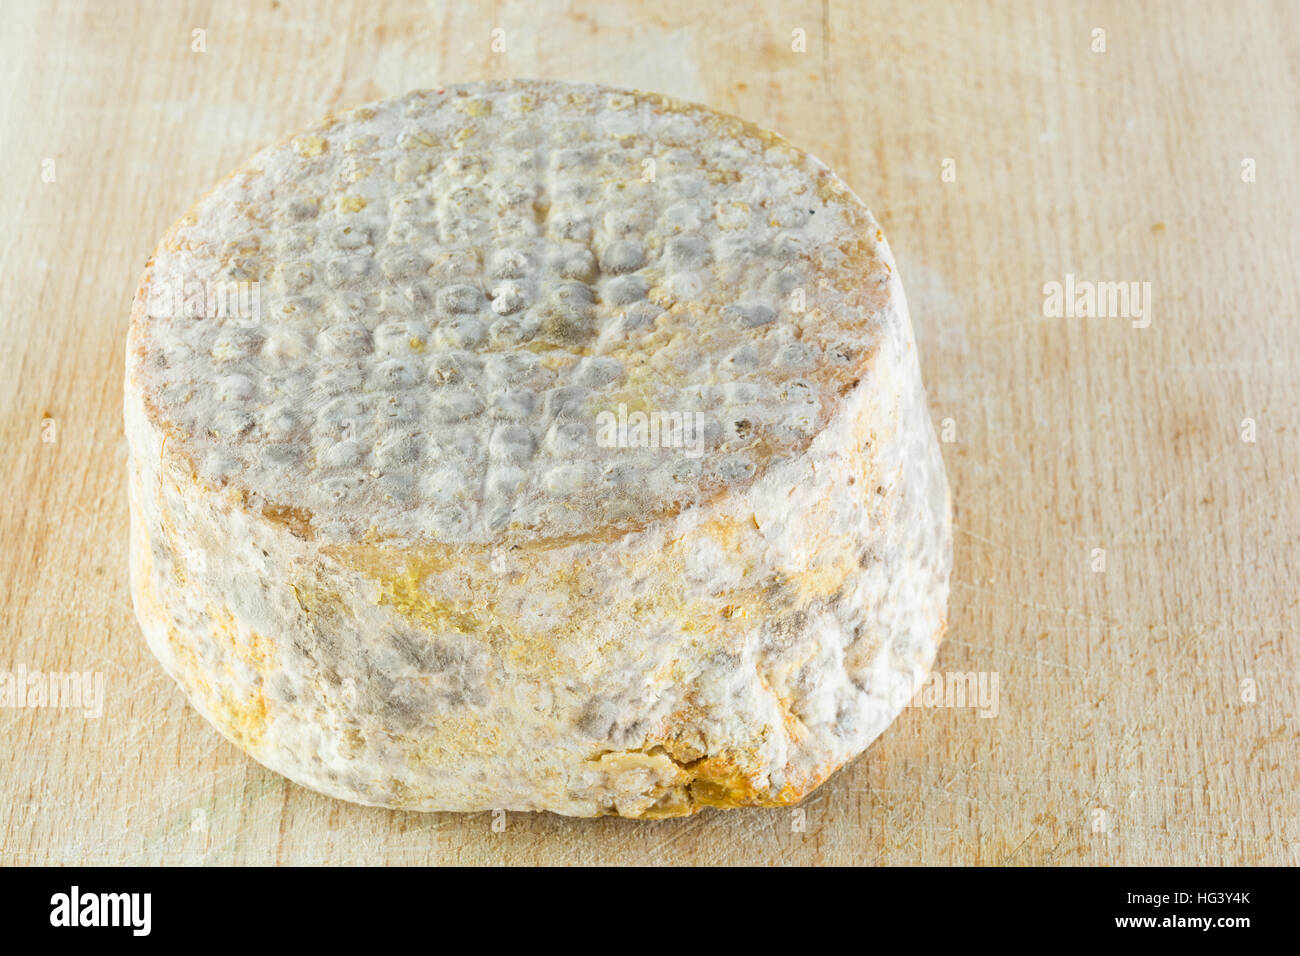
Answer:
(2, 0, 1296, 866)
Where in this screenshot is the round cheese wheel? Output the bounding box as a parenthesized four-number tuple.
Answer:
(125, 80, 951, 817)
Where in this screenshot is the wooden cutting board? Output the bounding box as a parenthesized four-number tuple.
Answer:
(2, 0, 1296, 865)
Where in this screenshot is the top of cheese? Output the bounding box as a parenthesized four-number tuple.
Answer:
(129, 80, 896, 546)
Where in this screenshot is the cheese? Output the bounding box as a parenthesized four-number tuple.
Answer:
(125, 80, 952, 817)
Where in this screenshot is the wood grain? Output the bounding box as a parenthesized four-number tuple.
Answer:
(1, 0, 1296, 865)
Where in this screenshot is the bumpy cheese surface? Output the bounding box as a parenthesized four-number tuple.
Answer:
(126, 80, 952, 817)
